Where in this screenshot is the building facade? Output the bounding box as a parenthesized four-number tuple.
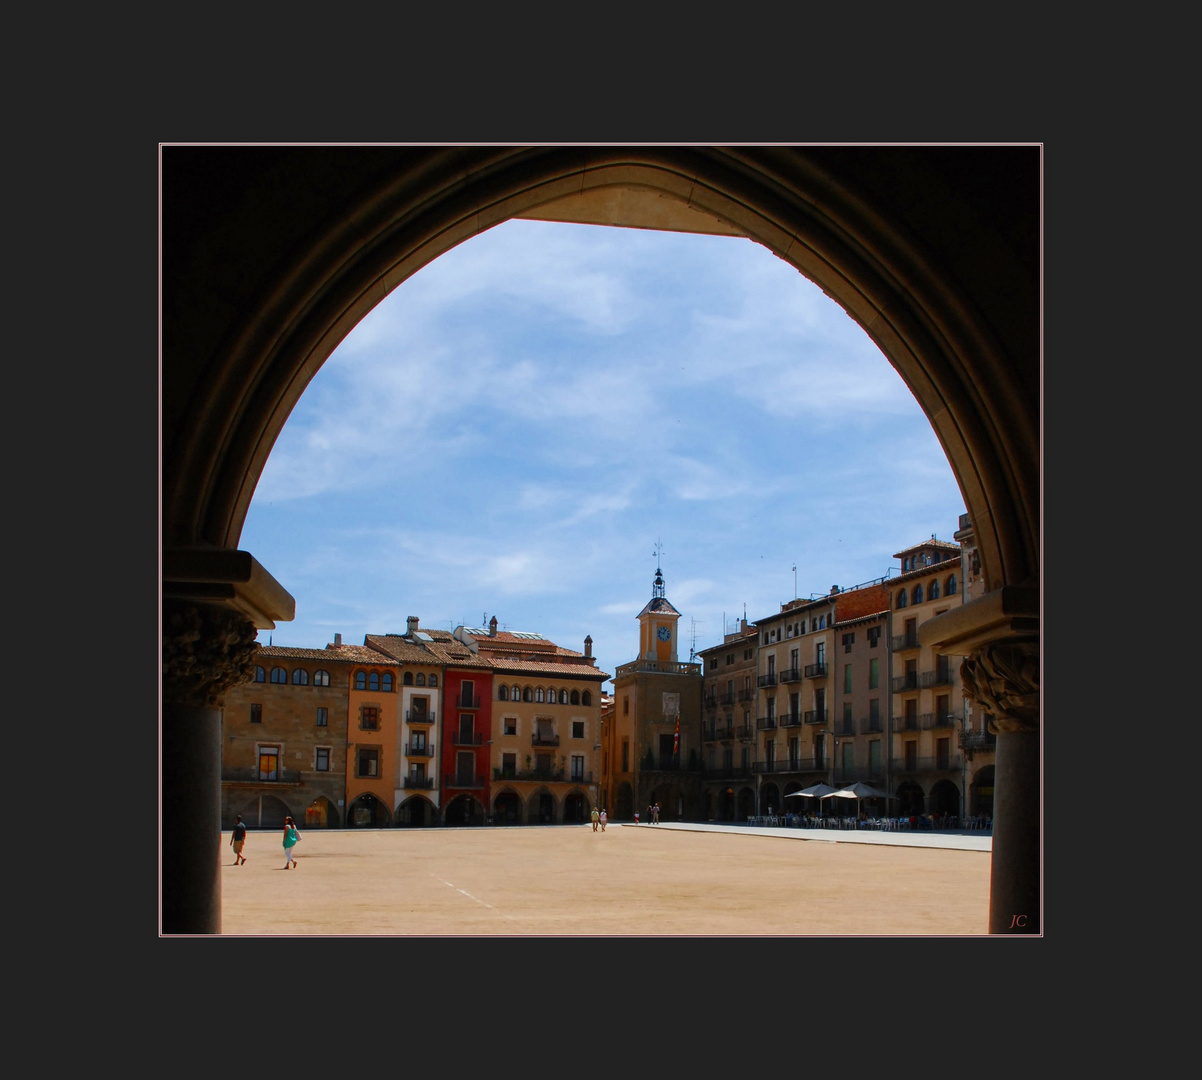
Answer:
(220, 645, 354, 830)
(697, 620, 758, 821)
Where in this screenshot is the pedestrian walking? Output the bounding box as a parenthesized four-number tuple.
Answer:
(591, 806, 600, 832)
(652, 802, 661, 824)
(282, 815, 302, 869)
(599, 809, 607, 831)
(230, 815, 248, 865)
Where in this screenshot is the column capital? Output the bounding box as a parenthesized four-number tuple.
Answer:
(960, 641, 1040, 733)
(162, 600, 259, 708)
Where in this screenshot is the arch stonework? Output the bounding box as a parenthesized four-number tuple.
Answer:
(162, 146, 1040, 934)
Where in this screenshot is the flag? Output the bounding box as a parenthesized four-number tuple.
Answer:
(673, 714, 680, 755)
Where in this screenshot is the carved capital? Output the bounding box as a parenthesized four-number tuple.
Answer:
(163, 601, 259, 708)
(960, 641, 1040, 733)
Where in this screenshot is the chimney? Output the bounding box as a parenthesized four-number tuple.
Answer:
(830, 585, 840, 595)
(407, 616, 419, 637)
(584, 635, 593, 658)
(489, 615, 498, 637)
(334, 633, 342, 647)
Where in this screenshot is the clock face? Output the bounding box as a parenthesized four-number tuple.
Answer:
(656, 625, 672, 642)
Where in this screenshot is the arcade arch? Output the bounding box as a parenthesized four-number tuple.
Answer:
(163, 146, 1039, 934)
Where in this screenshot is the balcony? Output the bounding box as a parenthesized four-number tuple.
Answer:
(403, 776, 434, 789)
(891, 632, 920, 651)
(404, 743, 433, 757)
(704, 724, 734, 742)
(756, 716, 777, 730)
(753, 758, 825, 775)
(960, 730, 997, 754)
(920, 668, 955, 689)
(703, 694, 718, 710)
(803, 709, 827, 725)
(833, 719, 856, 737)
(832, 764, 884, 784)
(457, 693, 480, 709)
(779, 712, 802, 728)
(757, 673, 777, 688)
(779, 667, 803, 684)
(893, 714, 921, 732)
(444, 773, 484, 789)
(891, 755, 964, 775)
(701, 764, 755, 779)
(452, 732, 484, 746)
(804, 662, 828, 679)
(616, 659, 701, 678)
(891, 673, 919, 693)
(737, 688, 754, 702)
(922, 713, 956, 731)
(221, 766, 302, 784)
(735, 724, 754, 741)
(719, 691, 736, 705)
(531, 733, 560, 747)
(493, 767, 593, 784)
(859, 717, 884, 735)
(406, 709, 434, 724)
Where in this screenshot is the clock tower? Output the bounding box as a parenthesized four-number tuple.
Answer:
(638, 565, 681, 662)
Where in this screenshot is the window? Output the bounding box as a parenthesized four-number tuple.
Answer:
(726, 653, 734, 665)
(523, 686, 533, 702)
(929, 578, 940, 600)
(357, 747, 379, 777)
(415, 672, 426, 686)
(355, 671, 367, 690)
(947, 574, 958, 595)
(316, 707, 328, 727)
(258, 745, 279, 780)
(844, 664, 853, 693)
(572, 721, 585, 739)
(559, 689, 569, 705)
(428, 674, 438, 687)
(409, 730, 427, 753)
(369, 672, 380, 691)
(709, 657, 718, 670)
(254, 666, 265, 682)
(314, 669, 330, 687)
(360, 706, 380, 731)
(897, 590, 908, 609)
(869, 658, 879, 690)
(315, 747, 330, 772)
(912, 584, 923, 605)
(623, 696, 628, 715)
(744, 648, 753, 660)
(501, 752, 516, 778)
(869, 739, 881, 773)
(535, 687, 545, 703)
(867, 626, 881, 648)
(622, 739, 629, 772)
(582, 691, 592, 706)
(250, 703, 262, 724)
(570, 689, 580, 705)
(571, 755, 585, 781)
(511, 684, 520, 701)
(504, 717, 517, 736)
(404, 671, 414, 685)
(869, 698, 880, 726)
(292, 668, 309, 685)
(499, 684, 509, 701)
(382, 673, 394, 692)
(842, 633, 854, 653)
(271, 666, 287, 683)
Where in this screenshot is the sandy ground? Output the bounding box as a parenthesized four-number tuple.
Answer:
(218, 824, 991, 936)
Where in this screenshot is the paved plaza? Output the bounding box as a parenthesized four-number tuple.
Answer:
(216, 821, 992, 936)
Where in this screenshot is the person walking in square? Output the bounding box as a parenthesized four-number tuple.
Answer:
(282, 815, 302, 868)
(599, 809, 607, 832)
(591, 806, 600, 832)
(230, 815, 248, 865)
(652, 802, 661, 824)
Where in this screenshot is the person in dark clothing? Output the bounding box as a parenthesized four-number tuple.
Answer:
(230, 815, 248, 865)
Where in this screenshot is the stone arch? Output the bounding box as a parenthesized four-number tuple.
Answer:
(347, 792, 390, 828)
(563, 790, 589, 824)
(614, 781, 633, 820)
(302, 795, 340, 829)
(444, 793, 486, 826)
(394, 795, 436, 827)
(235, 793, 291, 829)
(895, 781, 926, 818)
(929, 778, 961, 817)
(492, 789, 523, 824)
(971, 765, 996, 818)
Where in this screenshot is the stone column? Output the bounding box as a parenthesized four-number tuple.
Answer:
(161, 601, 259, 935)
(920, 586, 1039, 935)
(961, 641, 1040, 934)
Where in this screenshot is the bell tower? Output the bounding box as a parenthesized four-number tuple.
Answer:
(637, 563, 681, 663)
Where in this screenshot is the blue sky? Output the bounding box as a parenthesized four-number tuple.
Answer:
(240, 219, 966, 688)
